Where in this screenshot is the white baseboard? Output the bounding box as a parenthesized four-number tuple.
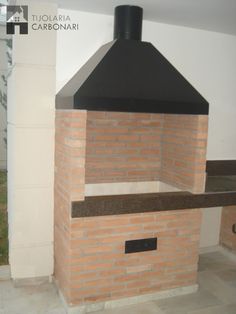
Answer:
(13, 275, 52, 287)
(199, 245, 221, 254)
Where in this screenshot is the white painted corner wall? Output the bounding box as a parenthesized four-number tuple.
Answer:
(8, 0, 57, 279)
(200, 207, 222, 249)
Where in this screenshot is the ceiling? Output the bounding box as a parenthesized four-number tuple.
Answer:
(57, 0, 236, 36)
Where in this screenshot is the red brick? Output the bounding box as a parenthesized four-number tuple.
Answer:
(55, 109, 205, 307)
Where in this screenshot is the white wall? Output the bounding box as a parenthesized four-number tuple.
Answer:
(56, 9, 236, 160)
(200, 207, 222, 249)
(8, 0, 56, 279)
(0, 25, 7, 169)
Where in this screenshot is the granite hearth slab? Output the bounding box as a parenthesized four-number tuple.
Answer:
(72, 191, 236, 217)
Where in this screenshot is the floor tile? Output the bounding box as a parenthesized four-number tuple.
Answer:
(0, 250, 235, 314)
(0, 281, 65, 314)
(45, 309, 67, 314)
(188, 303, 236, 314)
(198, 270, 236, 304)
(94, 302, 164, 314)
(198, 252, 236, 272)
(154, 288, 222, 314)
(214, 268, 236, 283)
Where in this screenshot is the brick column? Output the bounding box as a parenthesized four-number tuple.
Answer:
(54, 110, 86, 301)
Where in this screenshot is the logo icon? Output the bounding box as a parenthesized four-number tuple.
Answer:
(6, 5, 28, 34)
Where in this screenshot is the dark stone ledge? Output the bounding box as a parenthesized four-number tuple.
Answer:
(71, 191, 236, 218)
(206, 160, 236, 176)
(206, 175, 236, 192)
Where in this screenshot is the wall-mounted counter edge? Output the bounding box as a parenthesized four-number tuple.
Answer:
(72, 191, 236, 218)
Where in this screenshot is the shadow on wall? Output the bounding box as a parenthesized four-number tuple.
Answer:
(0, 25, 12, 170)
(0, 170, 8, 265)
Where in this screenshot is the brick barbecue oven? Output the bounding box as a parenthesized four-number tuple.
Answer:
(55, 5, 209, 312)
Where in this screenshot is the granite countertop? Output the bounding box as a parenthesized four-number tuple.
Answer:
(72, 191, 236, 217)
(205, 175, 236, 192)
(72, 188, 236, 218)
(72, 172, 236, 218)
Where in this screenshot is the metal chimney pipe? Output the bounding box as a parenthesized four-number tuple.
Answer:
(113, 5, 143, 41)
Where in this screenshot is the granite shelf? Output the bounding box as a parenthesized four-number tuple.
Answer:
(72, 163, 236, 218)
(72, 190, 236, 218)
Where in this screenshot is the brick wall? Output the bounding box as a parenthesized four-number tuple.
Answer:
(55, 110, 87, 202)
(86, 111, 208, 192)
(68, 209, 201, 305)
(161, 115, 208, 193)
(54, 110, 87, 300)
(54, 109, 206, 306)
(86, 112, 163, 183)
(54, 206, 202, 306)
(220, 206, 236, 252)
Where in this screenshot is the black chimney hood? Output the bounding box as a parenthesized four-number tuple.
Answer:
(56, 5, 209, 115)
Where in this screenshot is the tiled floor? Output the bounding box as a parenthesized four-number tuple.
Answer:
(0, 250, 236, 314)
(0, 280, 66, 314)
